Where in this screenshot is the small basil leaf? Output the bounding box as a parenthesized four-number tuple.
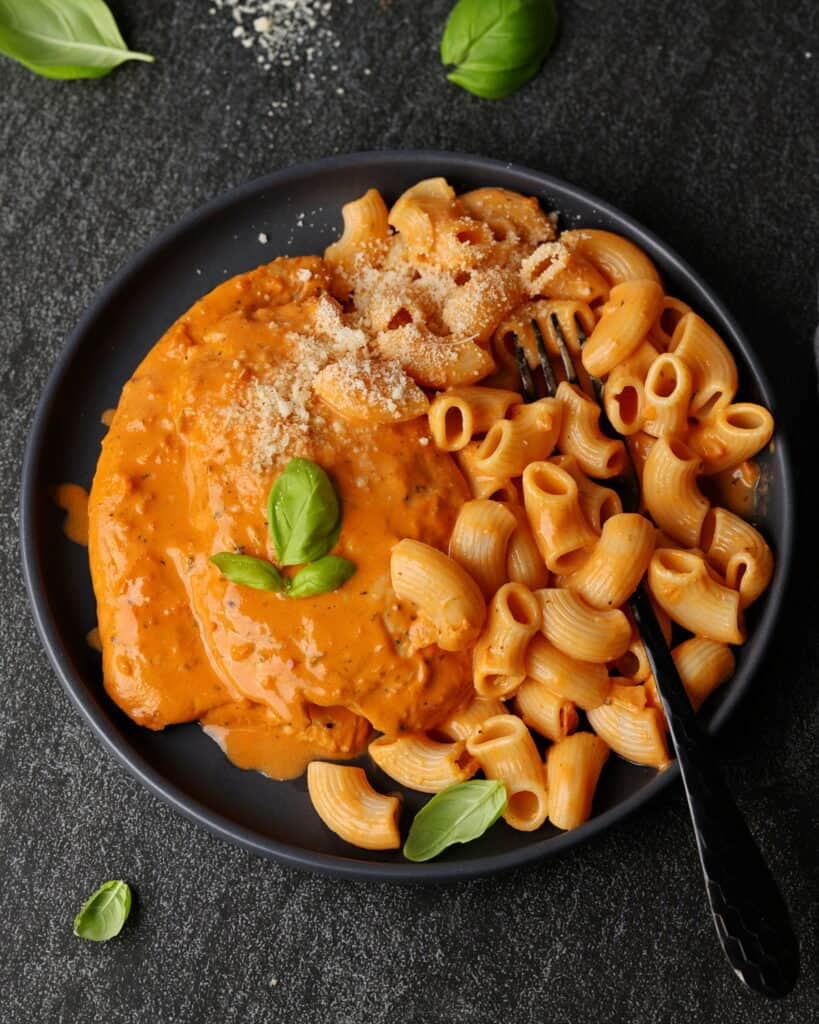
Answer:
(73, 880, 132, 942)
(403, 779, 507, 862)
(0, 0, 154, 80)
(447, 56, 543, 101)
(288, 556, 356, 598)
(267, 459, 342, 567)
(210, 553, 287, 592)
(440, 0, 558, 100)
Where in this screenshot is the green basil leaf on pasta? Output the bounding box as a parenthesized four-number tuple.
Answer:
(73, 880, 132, 942)
(267, 458, 342, 567)
(0, 0, 154, 80)
(210, 553, 288, 592)
(440, 0, 558, 100)
(288, 556, 356, 599)
(403, 779, 507, 862)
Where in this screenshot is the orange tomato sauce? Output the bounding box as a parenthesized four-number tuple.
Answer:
(53, 483, 90, 546)
(88, 257, 473, 779)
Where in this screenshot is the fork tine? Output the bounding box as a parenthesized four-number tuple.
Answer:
(573, 314, 606, 405)
(549, 313, 579, 386)
(513, 332, 538, 403)
(531, 319, 558, 398)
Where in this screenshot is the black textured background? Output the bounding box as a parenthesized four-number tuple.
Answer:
(2, 2, 818, 1022)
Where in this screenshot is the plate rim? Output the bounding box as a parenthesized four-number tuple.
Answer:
(20, 149, 795, 882)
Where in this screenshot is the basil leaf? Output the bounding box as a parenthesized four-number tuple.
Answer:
(267, 459, 342, 567)
(210, 553, 288, 592)
(440, 0, 558, 100)
(447, 56, 543, 101)
(288, 556, 356, 598)
(0, 0, 154, 80)
(403, 779, 507, 862)
(73, 880, 132, 942)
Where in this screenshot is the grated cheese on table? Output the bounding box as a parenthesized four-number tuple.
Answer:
(209, 0, 339, 73)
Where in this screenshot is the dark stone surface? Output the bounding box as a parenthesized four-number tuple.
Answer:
(1, 1, 818, 1021)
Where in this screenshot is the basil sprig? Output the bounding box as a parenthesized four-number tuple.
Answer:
(268, 458, 342, 566)
(0, 0, 154, 80)
(211, 459, 355, 600)
(209, 553, 287, 593)
(403, 779, 508, 862)
(73, 880, 132, 942)
(440, 0, 558, 100)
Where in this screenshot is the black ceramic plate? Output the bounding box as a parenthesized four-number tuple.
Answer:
(21, 151, 794, 881)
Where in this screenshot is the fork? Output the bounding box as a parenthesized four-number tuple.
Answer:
(512, 315, 799, 998)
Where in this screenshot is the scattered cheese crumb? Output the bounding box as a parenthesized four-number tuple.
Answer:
(211, 0, 339, 75)
(520, 240, 573, 295)
(258, 232, 269, 244)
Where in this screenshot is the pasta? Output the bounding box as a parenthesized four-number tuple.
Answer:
(556, 381, 626, 478)
(560, 228, 662, 286)
(564, 513, 655, 610)
(437, 695, 507, 742)
(369, 734, 478, 793)
(391, 539, 486, 651)
(307, 763, 401, 850)
(586, 703, 671, 769)
(549, 454, 622, 532)
(85, 176, 777, 854)
(602, 341, 658, 436)
(648, 548, 745, 644)
(687, 402, 774, 474)
(427, 386, 521, 451)
(668, 312, 738, 417)
(449, 499, 518, 598)
(613, 602, 673, 683)
(700, 507, 773, 607)
(537, 587, 631, 663)
(522, 461, 597, 574)
(503, 500, 550, 590)
(455, 440, 515, 501)
(642, 436, 709, 548)
(641, 353, 694, 438)
(473, 582, 541, 698)
(514, 678, 579, 742)
(645, 637, 736, 712)
(525, 634, 611, 710)
(581, 279, 664, 378)
(466, 716, 549, 831)
(475, 397, 562, 478)
(547, 733, 610, 831)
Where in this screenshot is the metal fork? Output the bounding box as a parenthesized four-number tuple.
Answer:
(513, 316, 799, 998)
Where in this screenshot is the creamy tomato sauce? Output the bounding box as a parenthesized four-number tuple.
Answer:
(88, 257, 473, 779)
(53, 483, 89, 546)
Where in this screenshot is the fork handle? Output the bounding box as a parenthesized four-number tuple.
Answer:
(630, 583, 798, 998)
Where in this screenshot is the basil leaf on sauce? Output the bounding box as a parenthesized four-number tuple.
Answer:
(440, 0, 558, 100)
(267, 459, 342, 567)
(210, 553, 288, 592)
(73, 880, 132, 942)
(288, 556, 356, 599)
(0, 0, 154, 80)
(403, 779, 508, 862)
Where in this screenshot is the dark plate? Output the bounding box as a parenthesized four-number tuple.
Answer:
(20, 151, 794, 881)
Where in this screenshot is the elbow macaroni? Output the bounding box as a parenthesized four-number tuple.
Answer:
(293, 180, 777, 852)
(307, 763, 401, 850)
(368, 734, 478, 793)
(473, 582, 541, 699)
(466, 715, 549, 831)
